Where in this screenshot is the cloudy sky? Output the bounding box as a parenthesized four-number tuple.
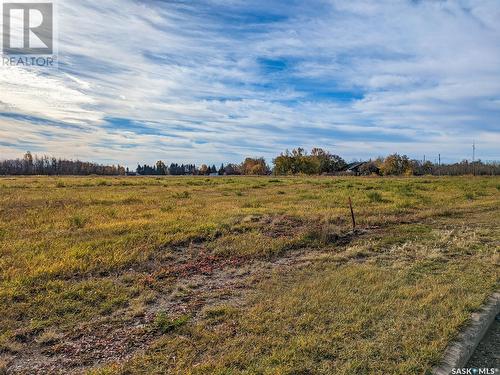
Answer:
(1, 0, 499, 167)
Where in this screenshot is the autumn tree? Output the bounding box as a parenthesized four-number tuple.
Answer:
(241, 157, 269, 175)
(199, 164, 209, 175)
(156, 160, 167, 175)
(273, 148, 346, 175)
(380, 154, 413, 175)
(224, 163, 242, 175)
(310, 148, 346, 173)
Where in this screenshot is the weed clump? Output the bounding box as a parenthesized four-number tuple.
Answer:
(69, 215, 87, 229)
(241, 200, 262, 208)
(203, 305, 239, 324)
(367, 191, 383, 202)
(154, 313, 189, 334)
(173, 191, 190, 199)
(304, 223, 341, 245)
(35, 329, 62, 346)
(464, 191, 475, 200)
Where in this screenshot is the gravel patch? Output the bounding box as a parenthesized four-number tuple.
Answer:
(467, 316, 500, 369)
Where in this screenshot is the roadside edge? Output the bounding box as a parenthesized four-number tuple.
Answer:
(433, 292, 500, 375)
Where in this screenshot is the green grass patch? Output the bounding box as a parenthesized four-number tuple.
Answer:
(366, 191, 383, 202)
(154, 313, 190, 334)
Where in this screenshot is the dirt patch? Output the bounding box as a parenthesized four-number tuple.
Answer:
(153, 247, 245, 279)
(4, 234, 353, 374)
(258, 215, 305, 238)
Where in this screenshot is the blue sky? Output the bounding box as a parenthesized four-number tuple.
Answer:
(1, 0, 499, 167)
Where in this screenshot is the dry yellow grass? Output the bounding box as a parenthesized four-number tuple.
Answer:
(0, 175, 498, 373)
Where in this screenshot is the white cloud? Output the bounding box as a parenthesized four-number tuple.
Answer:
(0, 0, 499, 165)
(0, 65, 101, 123)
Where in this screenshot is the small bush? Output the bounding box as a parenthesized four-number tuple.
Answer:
(56, 181, 65, 188)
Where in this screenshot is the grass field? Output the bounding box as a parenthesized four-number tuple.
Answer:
(0, 176, 498, 374)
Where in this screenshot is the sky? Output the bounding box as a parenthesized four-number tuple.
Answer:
(0, 0, 499, 167)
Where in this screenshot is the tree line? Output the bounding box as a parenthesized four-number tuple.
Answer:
(135, 158, 270, 176)
(136, 162, 197, 176)
(0, 149, 498, 176)
(273, 149, 499, 176)
(355, 154, 499, 176)
(0, 152, 125, 176)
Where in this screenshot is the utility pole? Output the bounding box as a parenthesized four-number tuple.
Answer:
(438, 154, 441, 176)
(472, 140, 476, 176)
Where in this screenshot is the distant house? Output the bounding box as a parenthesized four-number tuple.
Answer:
(342, 161, 380, 176)
(125, 171, 137, 176)
(342, 160, 380, 176)
(343, 162, 365, 175)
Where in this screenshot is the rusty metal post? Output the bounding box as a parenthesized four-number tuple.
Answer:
(348, 196, 356, 231)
